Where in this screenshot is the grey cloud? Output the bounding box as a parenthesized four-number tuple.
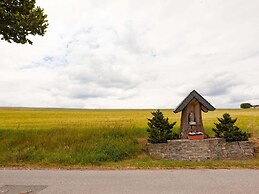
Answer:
(228, 95, 249, 104)
(113, 21, 156, 57)
(71, 70, 140, 90)
(65, 27, 144, 90)
(24, 25, 145, 103)
(199, 72, 241, 96)
(69, 90, 107, 99)
(174, 72, 244, 108)
(233, 51, 259, 63)
(228, 86, 259, 105)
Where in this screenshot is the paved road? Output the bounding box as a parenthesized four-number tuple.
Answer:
(0, 169, 259, 194)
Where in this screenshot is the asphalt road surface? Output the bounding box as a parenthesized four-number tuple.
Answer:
(0, 169, 259, 194)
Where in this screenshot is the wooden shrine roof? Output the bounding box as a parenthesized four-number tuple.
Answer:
(173, 90, 215, 113)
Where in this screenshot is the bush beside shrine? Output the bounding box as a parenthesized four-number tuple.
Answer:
(212, 113, 248, 142)
(147, 109, 179, 143)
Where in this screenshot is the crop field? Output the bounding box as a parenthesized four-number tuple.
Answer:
(0, 108, 259, 167)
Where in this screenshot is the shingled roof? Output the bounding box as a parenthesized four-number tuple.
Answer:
(173, 90, 215, 113)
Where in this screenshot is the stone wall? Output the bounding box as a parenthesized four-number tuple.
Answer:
(147, 138, 255, 161)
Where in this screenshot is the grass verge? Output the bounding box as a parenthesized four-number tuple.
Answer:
(2, 155, 259, 170)
(0, 127, 142, 166)
(102, 154, 259, 169)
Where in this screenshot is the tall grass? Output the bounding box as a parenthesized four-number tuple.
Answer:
(0, 125, 141, 165)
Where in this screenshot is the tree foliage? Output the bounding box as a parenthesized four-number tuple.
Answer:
(147, 109, 178, 143)
(212, 113, 248, 142)
(0, 0, 48, 44)
(240, 103, 252, 109)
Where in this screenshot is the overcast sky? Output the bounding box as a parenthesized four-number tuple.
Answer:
(1, 0, 259, 109)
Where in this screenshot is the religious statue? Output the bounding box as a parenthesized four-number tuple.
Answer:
(189, 111, 196, 125)
(189, 111, 194, 122)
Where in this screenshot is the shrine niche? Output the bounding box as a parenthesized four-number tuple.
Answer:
(173, 90, 215, 139)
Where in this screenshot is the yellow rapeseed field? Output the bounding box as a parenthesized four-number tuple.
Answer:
(0, 108, 259, 136)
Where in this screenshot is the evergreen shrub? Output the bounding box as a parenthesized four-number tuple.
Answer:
(147, 109, 178, 143)
(212, 113, 248, 142)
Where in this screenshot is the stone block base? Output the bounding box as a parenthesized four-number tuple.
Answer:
(147, 138, 255, 161)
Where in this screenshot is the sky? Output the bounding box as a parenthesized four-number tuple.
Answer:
(1, 0, 259, 109)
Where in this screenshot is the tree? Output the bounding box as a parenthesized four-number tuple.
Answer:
(212, 113, 248, 142)
(147, 109, 178, 143)
(240, 103, 252, 109)
(0, 0, 48, 44)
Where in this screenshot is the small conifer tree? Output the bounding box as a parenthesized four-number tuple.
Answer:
(212, 113, 248, 142)
(147, 109, 178, 143)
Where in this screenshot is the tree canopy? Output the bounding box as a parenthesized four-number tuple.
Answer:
(0, 0, 48, 44)
(240, 103, 252, 109)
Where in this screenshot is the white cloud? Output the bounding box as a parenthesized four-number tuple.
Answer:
(1, 0, 259, 108)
